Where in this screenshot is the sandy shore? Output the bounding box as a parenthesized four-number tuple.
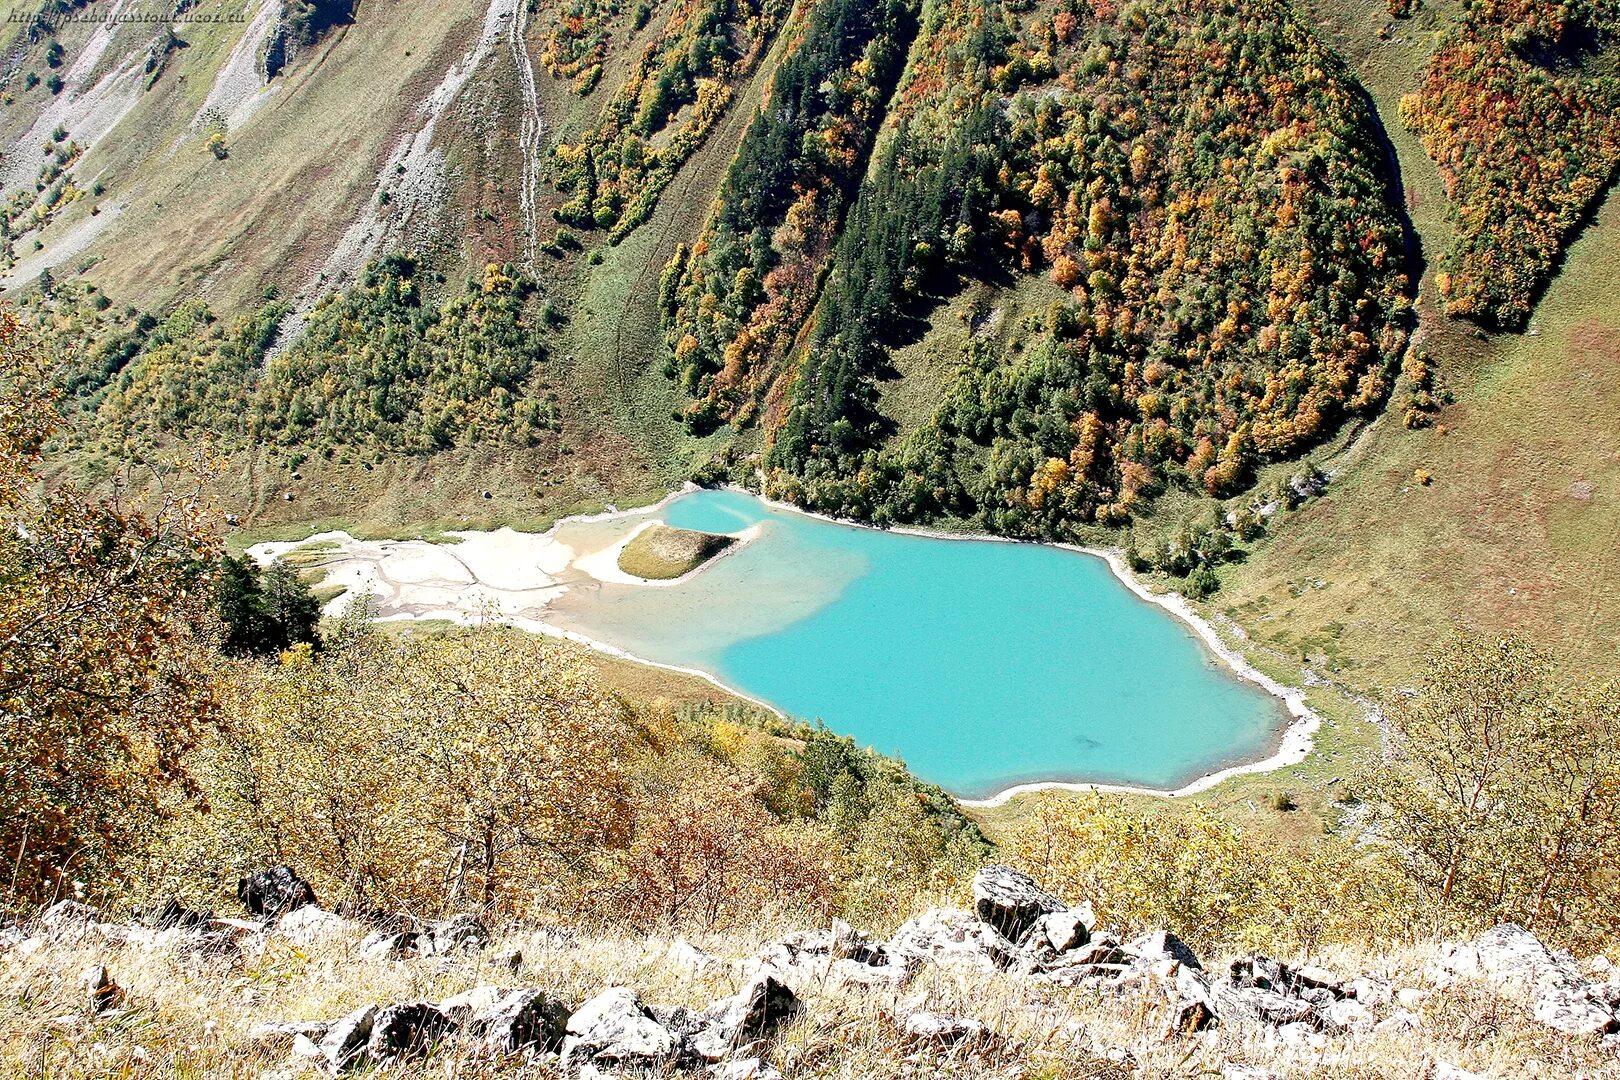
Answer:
(249, 484, 1322, 805)
(245, 484, 753, 619)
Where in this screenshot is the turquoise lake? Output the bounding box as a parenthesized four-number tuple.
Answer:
(549, 488, 1286, 797)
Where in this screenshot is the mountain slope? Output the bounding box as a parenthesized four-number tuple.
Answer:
(3, 0, 1618, 698)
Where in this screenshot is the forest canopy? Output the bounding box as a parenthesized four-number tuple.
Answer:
(1403, 0, 1620, 329)
(666, 0, 1412, 536)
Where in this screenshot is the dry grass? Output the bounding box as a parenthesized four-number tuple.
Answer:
(2, 919, 1614, 1079)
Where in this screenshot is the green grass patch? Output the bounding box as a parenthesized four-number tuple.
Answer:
(617, 523, 734, 579)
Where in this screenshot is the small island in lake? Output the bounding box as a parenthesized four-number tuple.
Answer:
(617, 523, 736, 581)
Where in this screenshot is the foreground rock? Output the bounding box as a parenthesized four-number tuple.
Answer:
(972, 865, 1065, 942)
(1434, 924, 1620, 1037)
(563, 987, 682, 1068)
(237, 866, 317, 918)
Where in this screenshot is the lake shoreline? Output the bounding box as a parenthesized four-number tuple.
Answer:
(735, 487, 1321, 806)
(257, 483, 1321, 805)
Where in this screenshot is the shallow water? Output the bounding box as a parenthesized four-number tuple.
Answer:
(548, 489, 1285, 797)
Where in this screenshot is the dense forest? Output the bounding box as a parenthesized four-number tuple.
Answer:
(1403, 0, 1620, 329)
(552, 0, 792, 238)
(728, 0, 1411, 535)
(659, 0, 917, 433)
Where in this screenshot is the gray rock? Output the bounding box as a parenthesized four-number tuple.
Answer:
(440, 985, 507, 1019)
(471, 988, 568, 1053)
(1532, 985, 1619, 1036)
(886, 908, 1007, 970)
(317, 1004, 378, 1071)
(1347, 975, 1393, 1007)
(40, 901, 100, 938)
(828, 956, 917, 990)
(903, 1010, 991, 1048)
(427, 913, 489, 954)
(360, 930, 421, 960)
(367, 1002, 452, 1061)
(1591, 981, 1620, 1011)
(669, 938, 718, 973)
(1432, 924, 1584, 995)
(1209, 981, 1316, 1027)
(1030, 906, 1095, 958)
(237, 867, 316, 919)
(1434, 924, 1620, 1038)
(1374, 1009, 1422, 1034)
(1123, 930, 1202, 972)
(1274, 1021, 1326, 1050)
(1323, 998, 1376, 1032)
(563, 987, 678, 1067)
(291, 1032, 325, 1061)
(971, 866, 1064, 943)
(1166, 967, 1218, 1036)
(275, 906, 353, 945)
(830, 919, 881, 963)
(691, 973, 799, 1060)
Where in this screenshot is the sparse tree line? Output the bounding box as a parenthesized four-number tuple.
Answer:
(21, 256, 560, 458)
(551, 0, 791, 239)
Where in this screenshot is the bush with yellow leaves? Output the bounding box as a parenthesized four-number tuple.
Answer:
(1005, 792, 1415, 956)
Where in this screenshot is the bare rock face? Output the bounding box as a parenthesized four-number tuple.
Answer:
(971, 865, 1065, 943)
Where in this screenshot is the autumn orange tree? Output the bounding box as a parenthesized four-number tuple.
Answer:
(0, 310, 221, 908)
(1402, 0, 1620, 328)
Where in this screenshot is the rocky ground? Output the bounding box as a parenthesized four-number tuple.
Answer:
(1, 867, 1617, 1078)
